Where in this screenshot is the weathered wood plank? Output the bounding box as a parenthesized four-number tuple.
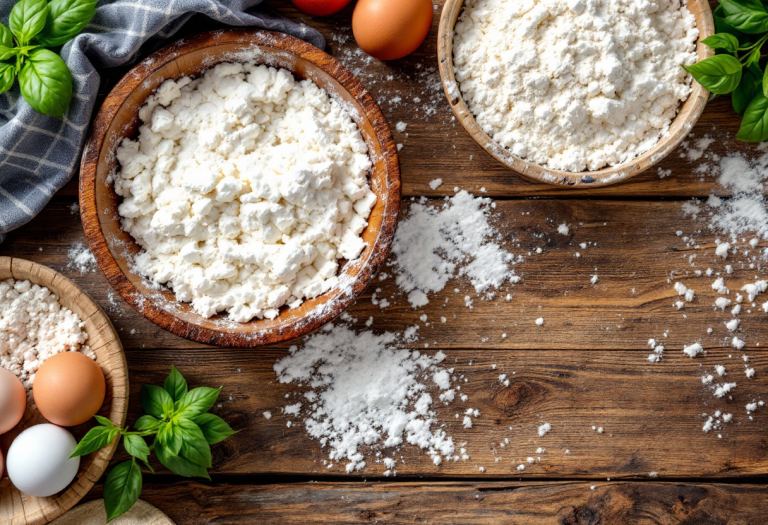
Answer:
(107, 347, 768, 478)
(84, 481, 768, 524)
(2, 198, 765, 351)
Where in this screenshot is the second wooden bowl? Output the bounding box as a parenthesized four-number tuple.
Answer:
(438, 0, 715, 187)
(80, 30, 401, 347)
(0, 257, 128, 525)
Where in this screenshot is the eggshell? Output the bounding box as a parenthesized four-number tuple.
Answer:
(33, 352, 106, 427)
(352, 0, 433, 61)
(0, 367, 26, 435)
(6, 424, 80, 497)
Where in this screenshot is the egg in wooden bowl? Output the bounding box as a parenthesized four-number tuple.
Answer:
(80, 30, 401, 347)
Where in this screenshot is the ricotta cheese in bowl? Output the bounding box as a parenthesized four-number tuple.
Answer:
(452, 0, 700, 173)
(113, 61, 377, 323)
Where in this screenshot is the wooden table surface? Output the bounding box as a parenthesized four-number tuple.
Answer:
(3, 1, 768, 523)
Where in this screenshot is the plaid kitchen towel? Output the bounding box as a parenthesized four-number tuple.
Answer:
(0, 0, 324, 242)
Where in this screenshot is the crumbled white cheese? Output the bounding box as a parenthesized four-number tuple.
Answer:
(558, 223, 569, 235)
(538, 423, 552, 437)
(114, 62, 376, 322)
(683, 343, 704, 358)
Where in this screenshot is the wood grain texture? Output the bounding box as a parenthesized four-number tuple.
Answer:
(79, 29, 401, 347)
(437, 0, 714, 187)
(0, 258, 128, 525)
(5, 198, 766, 352)
(84, 481, 768, 524)
(105, 346, 768, 479)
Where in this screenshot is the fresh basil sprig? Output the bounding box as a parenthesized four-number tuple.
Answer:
(682, 0, 768, 141)
(0, 0, 97, 118)
(71, 366, 237, 522)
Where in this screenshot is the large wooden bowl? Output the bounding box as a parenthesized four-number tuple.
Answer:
(0, 258, 128, 525)
(438, 0, 715, 187)
(80, 30, 401, 347)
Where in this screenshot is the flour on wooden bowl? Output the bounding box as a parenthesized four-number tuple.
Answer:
(452, 0, 699, 172)
(0, 279, 93, 390)
(113, 61, 377, 322)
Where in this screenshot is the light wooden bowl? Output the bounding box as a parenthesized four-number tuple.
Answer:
(437, 0, 715, 187)
(0, 258, 128, 525)
(80, 30, 401, 347)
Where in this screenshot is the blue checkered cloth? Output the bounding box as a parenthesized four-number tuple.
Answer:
(0, 0, 324, 242)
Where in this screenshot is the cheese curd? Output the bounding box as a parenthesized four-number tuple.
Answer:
(114, 62, 377, 322)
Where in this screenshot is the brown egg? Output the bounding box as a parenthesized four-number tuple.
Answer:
(352, 0, 433, 61)
(0, 367, 26, 434)
(33, 352, 106, 427)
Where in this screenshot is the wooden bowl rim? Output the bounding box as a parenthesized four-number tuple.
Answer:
(79, 29, 401, 348)
(0, 257, 128, 525)
(437, 0, 715, 188)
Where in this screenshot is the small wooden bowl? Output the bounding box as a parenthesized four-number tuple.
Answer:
(80, 30, 401, 347)
(0, 257, 128, 525)
(437, 0, 715, 187)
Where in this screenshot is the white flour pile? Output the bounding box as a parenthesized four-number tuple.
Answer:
(274, 323, 456, 474)
(391, 191, 519, 308)
(0, 279, 93, 390)
(452, 0, 698, 172)
(114, 61, 376, 322)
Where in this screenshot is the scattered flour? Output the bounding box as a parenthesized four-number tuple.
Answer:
(67, 242, 97, 274)
(452, 0, 698, 171)
(0, 279, 94, 390)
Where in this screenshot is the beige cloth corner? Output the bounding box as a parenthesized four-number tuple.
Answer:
(50, 500, 175, 525)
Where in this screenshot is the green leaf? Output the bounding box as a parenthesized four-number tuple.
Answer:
(0, 63, 15, 95)
(157, 421, 183, 456)
(746, 46, 763, 68)
(134, 414, 161, 431)
(141, 384, 174, 419)
(70, 426, 117, 458)
(193, 413, 237, 445)
(763, 67, 768, 98)
(35, 0, 97, 47)
(175, 418, 212, 468)
(164, 365, 188, 402)
(155, 442, 211, 479)
(104, 460, 142, 522)
(737, 90, 768, 141)
(683, 54, 743, 95)
(701, 33, 740, 54)
(734, 65, 762, 114)
(123, 434, 151, 464)
(0, 45, 16, 61)
(174, 387, 221, 419)
(722, 0, 768, 34)
(9, 0, 48, 45)
(0, 23, 13, 48)
(18, 48, 72, 118)
(94, 414, 116, 428)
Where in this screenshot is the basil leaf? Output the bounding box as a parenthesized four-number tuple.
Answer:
(737, 90, 768, 141)
(155, 441, 211, 479)
(701, 33, 740, 54)
(104, 460, 142, 522)
(0, 63, 15, 95)
(157, 421, 183, 456)
(715, 10, 756, 43)
(134, 414, 161, 431)
(94, 414, 116, 428)
(746, 46, 762, 68)
(0, 45, 16, 61)
(174, 386, 221, 418)
(722, 0, 768, 34)
(683, 54, 743, 95)
(123, 434, 151, 464)
(193, 413, 237, 444)
(734, 65, 762, 114)
(36, 0, 97, 48)
(175, 418, 212, 468)
(141, 384, 174, 419)
(70, 425, 117, 458)
(9, 0, 48, 45)
(0, 23, 12, 48)
(164, 365, 188, 402)
(18, 48, 72, 117)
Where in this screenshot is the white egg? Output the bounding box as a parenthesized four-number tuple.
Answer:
(6, 424, 80, 497)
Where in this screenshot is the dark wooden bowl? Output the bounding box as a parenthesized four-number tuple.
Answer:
(80, 30, 401, 347)
(438, 0, 714, 187)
